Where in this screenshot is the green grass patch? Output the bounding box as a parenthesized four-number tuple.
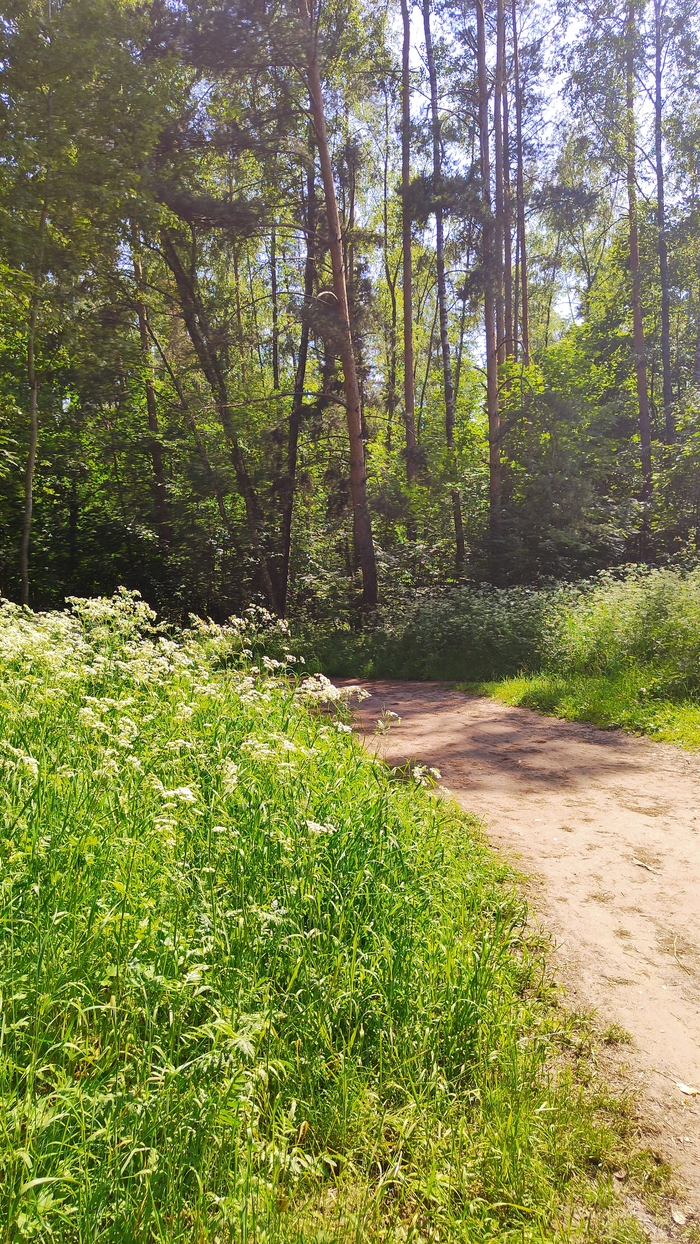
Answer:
(0, 593, 665, 1240)
(472, 668, 700, 749)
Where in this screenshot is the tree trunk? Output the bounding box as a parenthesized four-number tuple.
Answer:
(694, 266, 700, 386)
(423, 0, 455, 448)
(300, 0, 378, 606)
(654, 0, 674, 442)
(161, 227, 279, 610)
(280, 156, 316, 616)
(625, 4, 653, 506)
(382, 88, 398, 452)
(271, 228, 280, 390)
(512, 0, 529, 365)
(132, 236, 171, 548)
(423, 0, 464, 574)
(400, 0, 418, 481)
(20, 155, 50, 607)
(494, 0, 506, 364)
(477, 0, 502, 580)
(502, 2, 513, 360)
(20, 293, 39, 606)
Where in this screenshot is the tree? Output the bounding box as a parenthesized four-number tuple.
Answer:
(400, 0, 419, 481)
(476, 0, 502, 577)
(422, 0, 466, 575)
(297, 0, 378, 606)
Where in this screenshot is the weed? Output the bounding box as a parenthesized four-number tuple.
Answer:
(602, 1025, 634, 1047)
(0, 593, 663, 1240)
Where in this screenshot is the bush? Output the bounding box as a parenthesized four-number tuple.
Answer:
(301, 584, 553, 682)
(302, 564, 700, 699)
(545, 565, 700, 695)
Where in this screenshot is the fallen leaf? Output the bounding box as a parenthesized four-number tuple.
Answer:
(676, 1082, 698, 1096)
(631, 857, 660, 873)
(671, 1209, 687, 1226)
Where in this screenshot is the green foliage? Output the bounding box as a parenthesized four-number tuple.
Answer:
(301, 584, 551, 680)
(543, 564, 700, 686)
(0, 591, 646, 1240)
(448, 565, 700, 748)
(311, 565, 700, 751)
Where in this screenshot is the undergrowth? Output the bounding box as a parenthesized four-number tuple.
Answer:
(304, 565, 700, 748)
(0, 591, 661, 1240)
(470, 565, 700, 746)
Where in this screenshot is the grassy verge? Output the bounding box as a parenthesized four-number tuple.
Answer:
(472, 668, 700, 749)
(0, 593, 668, 1241)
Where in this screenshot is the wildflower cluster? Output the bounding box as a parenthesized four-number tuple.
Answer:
(0, 591, 596, 1241)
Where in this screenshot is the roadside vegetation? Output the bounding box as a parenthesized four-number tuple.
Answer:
(310, 564, 700, 750)
(476, 565, 700, 748)
(0, 590, 661, 1242)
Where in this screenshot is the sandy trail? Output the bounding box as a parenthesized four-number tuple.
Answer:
(344, 680, 700, 1213)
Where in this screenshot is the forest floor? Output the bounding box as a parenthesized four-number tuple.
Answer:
(342, 680, 700, 1227)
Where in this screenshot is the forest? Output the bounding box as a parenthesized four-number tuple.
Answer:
(3, 0, 700, 623)
(2, 0, 700, 1239)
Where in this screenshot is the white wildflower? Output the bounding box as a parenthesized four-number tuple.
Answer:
(220, 760, 239, 793)
(262, 655, 283, 671)
(240, 738, 274, 760)
(306, 820, 336, 836)
(151, 775, 198, 803)
(170, 786, 197, 804)
(411, 765, 442, 786)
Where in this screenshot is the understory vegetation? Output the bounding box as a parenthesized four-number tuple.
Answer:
(309, 563, 700, 748)
(0, 591, 660, 1242)
(480, 564, 700, 746)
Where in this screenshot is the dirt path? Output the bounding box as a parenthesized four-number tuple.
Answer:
(345, 681, 700, 1215)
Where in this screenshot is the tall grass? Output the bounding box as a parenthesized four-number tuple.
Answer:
(304, 565, 700, 745)
(544, 565, 700, 692)
(0, 592, 641, 1240)
(474, 567, 700, 744)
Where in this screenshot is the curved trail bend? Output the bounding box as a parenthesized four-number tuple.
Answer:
(344, 681, 700, 1212)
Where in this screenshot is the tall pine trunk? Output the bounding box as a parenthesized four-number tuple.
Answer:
(382, 89, 398, 452)
(20, 82, 51, 607)
(512, 0, 529, 365)
(271, 228, 280, 390)
(501, 0, 513, 358)
(477, 0, 502, 580)
(625, 2, 653, 507)
(494, 0, 506, 364)
(694, 265, 700, 385)
(654, 0, 673, 441)
(400, 0, 419, 481)
(280, 156, 316, 616)
(423, 0, 465, 575)
(300, 0, 378, 605)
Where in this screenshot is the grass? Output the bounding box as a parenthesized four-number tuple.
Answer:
(301, 566, 700, 751)
(0, 592, 672, 1241)
(472, 668, 700, 749)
